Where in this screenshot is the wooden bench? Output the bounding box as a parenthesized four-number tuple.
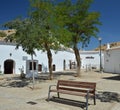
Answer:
(48, 80, 96, 110)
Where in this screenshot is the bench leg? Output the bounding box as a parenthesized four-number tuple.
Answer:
(86, 92, 89, 110)
(48, 86, 51, 101)
(48, 91, 50, 101)
(94, 95, 96, 105)
(57, 92, 60, 98)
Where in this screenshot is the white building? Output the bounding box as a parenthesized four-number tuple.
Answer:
(0, 42, 76, 75)
(104, 46, 120, 74)
(0, 41, 103, 75)
(80, 51, 104, 71)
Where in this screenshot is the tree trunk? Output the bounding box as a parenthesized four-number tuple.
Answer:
(31, 54, 35, 89)
(45, 44, 53, 80)
(73, 45, 81, 77)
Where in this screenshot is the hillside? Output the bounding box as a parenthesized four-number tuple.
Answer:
(0, 29, 15, 41)
(95, 42, 120, 51)
(0, 29, 120, 51)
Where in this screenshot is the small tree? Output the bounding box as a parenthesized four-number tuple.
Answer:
(4, 18, 40, 89)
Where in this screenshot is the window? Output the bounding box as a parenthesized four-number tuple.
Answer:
(29, 62, 36, 70)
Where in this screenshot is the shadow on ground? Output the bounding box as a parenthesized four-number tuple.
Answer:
(96, 91, 120, 102)
(0, 77, 30, 88)
(0, 71, 76, 88)
(102, 75, 120, 81)
(47, 91, 120, 109)
(48, 97, 87, 109)
(27, 101, 37, 105)
(36, 71, 76, 80)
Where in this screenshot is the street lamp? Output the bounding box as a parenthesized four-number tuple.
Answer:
(98, 37, 102, 72)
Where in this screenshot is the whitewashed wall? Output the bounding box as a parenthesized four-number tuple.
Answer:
(0, 44, 30, 74)
(80, 51, 104, 70)
(0, 43, 75, 74)
(104, 47, 120, 74)
(0, 43, 103, 74)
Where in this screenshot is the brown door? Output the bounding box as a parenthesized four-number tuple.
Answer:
(38, 64, 42, 72)
(4, 59, 14, 74)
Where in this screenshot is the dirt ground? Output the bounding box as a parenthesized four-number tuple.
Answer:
(0, 70, 120, 110)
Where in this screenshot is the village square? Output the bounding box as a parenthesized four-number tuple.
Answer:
(0, 0, 120, 110)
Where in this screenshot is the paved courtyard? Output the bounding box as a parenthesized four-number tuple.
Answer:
(0, 70, 120, 110)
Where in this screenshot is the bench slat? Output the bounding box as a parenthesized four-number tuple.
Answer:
(58, 80, 96, 89)
(58, 87, 94, 94)
(57, 90, 88, 96)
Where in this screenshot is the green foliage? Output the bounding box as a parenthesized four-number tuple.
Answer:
(4, 18, 40, 55)
(3, 0, 101, 53)
(29, 0, 70, 51)
(55, 0, 101, 48)
(0, 31, 7, 37)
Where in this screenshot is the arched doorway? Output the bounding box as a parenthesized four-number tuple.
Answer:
(4, 59, 14, 74)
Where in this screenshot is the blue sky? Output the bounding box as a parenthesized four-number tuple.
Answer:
(0, 0, 120, 50)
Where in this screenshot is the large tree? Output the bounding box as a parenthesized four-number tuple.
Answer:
(3, 0, 70, 81)
(29, 0, 71, 79)
(55, 0, 101, 76)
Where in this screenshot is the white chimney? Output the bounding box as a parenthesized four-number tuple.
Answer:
(107, 43, 110, 49)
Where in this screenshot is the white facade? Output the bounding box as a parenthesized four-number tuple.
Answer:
(0, 43, 28, 74)
(0, 42, 76, 74)
(0, 42, 103, 75)
(80, 51, 104, 71)
(104, 46, 120, 74)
